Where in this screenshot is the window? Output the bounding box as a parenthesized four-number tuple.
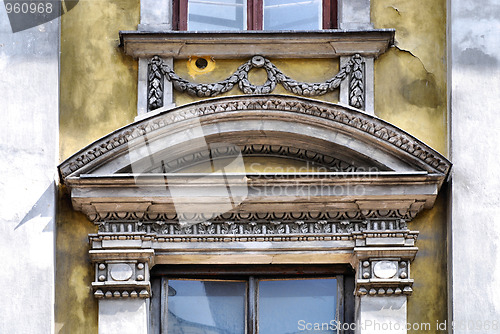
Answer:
(173, 0, 338, 31)
(150, 265, 354, 334)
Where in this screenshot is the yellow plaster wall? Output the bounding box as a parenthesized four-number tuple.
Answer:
(55, 190, 98, 334)
(372, 0, 447, 156)
(372, 1, 449, 332)
(59, 0, 139, 161)
(407, 192, 449, 333)
(57, 0, 140, 333)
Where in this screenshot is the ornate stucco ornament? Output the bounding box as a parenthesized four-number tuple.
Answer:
(59, 94, 451, 301)
(148, 54, 365, 110)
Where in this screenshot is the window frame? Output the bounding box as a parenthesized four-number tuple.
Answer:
(173, 0, 338, 31)
(150, 264, 354, 334)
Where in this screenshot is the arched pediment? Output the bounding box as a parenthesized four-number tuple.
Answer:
(59, 95, 450, 224)
(59, 95, 450, 179)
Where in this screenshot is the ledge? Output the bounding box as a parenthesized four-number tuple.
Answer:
(66, 172, 441, 221)
(119, 29, 395, 59)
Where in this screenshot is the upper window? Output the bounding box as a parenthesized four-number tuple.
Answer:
(173, 0, 338, 30)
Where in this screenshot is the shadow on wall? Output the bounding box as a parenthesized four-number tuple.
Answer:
(15, 181, 55, 232)
(456, 47, 498, 68)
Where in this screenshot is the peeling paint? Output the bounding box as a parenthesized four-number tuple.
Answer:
(372, 1, 448, 332)
(389, 6, 401, 15)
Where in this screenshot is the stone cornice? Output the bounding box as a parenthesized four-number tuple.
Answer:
(67, 172, 441, 221)
(119, 29, 395, 59)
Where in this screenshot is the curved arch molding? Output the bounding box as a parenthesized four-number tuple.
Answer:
(60, 95, 449, 178)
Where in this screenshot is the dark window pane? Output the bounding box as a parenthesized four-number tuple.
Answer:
(167, 280, 246, 334)
(188, 0, 246, 31)
(263, 0, 322, 30)
(258, 278, 337, 334)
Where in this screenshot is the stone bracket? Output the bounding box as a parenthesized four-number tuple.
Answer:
(353, 246, 418, 297)
(90, 249, 155, 299)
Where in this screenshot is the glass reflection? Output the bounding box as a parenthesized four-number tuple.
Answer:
(263, 0, 322, 30)
(188, 0, 246, 31)
(258, 278, 337, 334)
(167, 280, 246, 334)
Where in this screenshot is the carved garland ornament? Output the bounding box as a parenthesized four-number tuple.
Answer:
(148, 54, 365, 110)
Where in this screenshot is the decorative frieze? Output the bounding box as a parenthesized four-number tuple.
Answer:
(88, 219, 419, 248)
(148, 54, 365, 111)
(96, 219, 410, 235)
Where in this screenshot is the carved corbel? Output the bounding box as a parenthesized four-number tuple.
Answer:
(352, 222, 418, 296)
(89, 249, 155, 299)
(354, 256, 415, 296)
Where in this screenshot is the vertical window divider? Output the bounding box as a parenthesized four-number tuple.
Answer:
(248, 0, 263, 30)
(160, 277, 169, 334)
(322, 0, 338, 29)
(248, 276, 257, 334)
(247, 0, 253, 30)
(337, 275, 344, 334)
(174, 0, 188, 30)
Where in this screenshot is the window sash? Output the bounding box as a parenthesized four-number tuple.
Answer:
(150, 265, 353, 334)
(262, 0, 323, 30)
(187, 0, 248, 30)
(174, 0, 338, 30)
(159, 277, 341, 334)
